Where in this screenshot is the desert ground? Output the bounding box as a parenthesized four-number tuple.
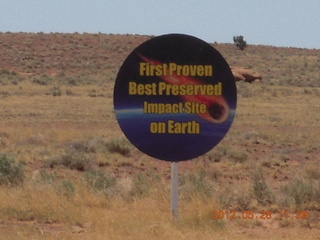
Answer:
(0, 33, 319, 239)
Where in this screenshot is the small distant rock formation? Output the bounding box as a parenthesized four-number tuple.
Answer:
(231, 67, 262, 83)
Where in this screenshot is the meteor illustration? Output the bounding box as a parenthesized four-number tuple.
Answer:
(139, 54, 230, 123)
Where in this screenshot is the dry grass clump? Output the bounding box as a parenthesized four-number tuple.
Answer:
(46, 150, 94, 171)
(279, 178, 320, 210)
(44, 137, 135, 172)
(104, 137, 133, 156)
(218, 183, 253, 211)
(179, 170, 214, 200)
(304, 163, 320, 180)
(84, 169, 117, 196)
(252, 169, 275, 206)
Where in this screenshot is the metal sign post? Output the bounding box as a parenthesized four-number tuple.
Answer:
(171, 162, 179, 219)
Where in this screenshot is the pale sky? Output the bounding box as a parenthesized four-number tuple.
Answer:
(1, 0, 319, 49)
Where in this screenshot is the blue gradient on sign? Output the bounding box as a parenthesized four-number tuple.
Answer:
(115, 107, 235, 161)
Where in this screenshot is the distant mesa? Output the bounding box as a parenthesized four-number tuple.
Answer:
(231, 67, 262, 83)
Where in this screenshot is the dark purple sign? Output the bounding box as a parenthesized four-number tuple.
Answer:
(114, 34, 237, 161)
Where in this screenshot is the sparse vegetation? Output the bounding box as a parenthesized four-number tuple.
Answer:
(57, 179, 76, 197)
(46, 149, 93, 171)
(218, 184, 253, 211)
(282, 179, 314, 206)
(84, 169, 116, 193)
(227, 149, 248, 163)
(0, 33, 319, 239)
(130, 173, 151, 197)
(179, 171, 214, 199)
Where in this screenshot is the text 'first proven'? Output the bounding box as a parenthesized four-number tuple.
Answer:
(140, 62, 213, 77)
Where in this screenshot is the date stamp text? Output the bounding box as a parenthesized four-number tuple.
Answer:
(212, 210, 309, 220)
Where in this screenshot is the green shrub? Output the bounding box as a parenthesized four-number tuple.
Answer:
(39, 170, 56, 184)
(252, 170, 274, 205)
(65, 89, 74, 96)
(46, 139, 99, 171)
(0, 154, 24, 186)
(233, 35, 247, 50)
(31, 169, 56, 184)
(84, 169, 116, 192)
(57, 179, 75, 197)
(179, 171, 214, 199)
(305, 166, 320, 180)
(206, 146, 227, 162)
(67, 139, 95, 153)
(283, 179, 313, 205)
(62, 151, 93, 171)
(50, 86, 62, 96)
(218, 185, 252, 211)
(130, 173, 151, 197)
(46, 150, 93, 171)
(66, 138, 106, 154)
(228, 150, 248, 163)
(313, 181, 320, 204)
(105, 138, 132, 156)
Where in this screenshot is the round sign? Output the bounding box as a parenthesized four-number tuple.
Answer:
(113, 34, 237, 162)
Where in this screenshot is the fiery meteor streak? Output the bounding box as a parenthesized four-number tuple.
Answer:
(139, 54, 230, 123)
